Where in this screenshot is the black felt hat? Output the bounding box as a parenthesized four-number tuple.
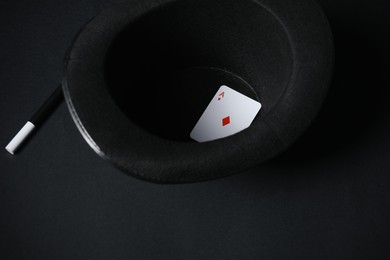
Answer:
(62, 0, 334, 183)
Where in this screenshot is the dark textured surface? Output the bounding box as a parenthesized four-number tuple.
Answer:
(1, 0, 390, 259)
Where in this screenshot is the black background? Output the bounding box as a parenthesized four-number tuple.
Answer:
(1, 0, 390, 259)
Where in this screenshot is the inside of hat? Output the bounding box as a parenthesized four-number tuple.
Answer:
(104, 0, 293, 142)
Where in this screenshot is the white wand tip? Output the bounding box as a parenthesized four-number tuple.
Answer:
(5, 121, 35, 155)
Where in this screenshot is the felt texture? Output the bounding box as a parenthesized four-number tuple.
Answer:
(62, 0, 334, 183)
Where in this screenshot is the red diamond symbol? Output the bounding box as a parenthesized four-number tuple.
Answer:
(222, 116, 230, 126)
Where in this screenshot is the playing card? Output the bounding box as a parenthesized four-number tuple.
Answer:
(190, 85, 261, 142)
